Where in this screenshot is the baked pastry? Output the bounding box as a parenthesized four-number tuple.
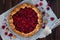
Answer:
(8, 3, 42, 37)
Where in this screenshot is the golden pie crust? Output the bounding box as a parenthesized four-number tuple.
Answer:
(8, 3, 43, 37)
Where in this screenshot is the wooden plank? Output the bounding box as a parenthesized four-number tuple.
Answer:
(0, 0, 5, 14)
(36, 38, 47, 40)
(56, 0, 60, 18)
(0, 35, 3, 40)
(55, 26, 60, 40)
(5, 0, 12, 10)
(12, 0, 23, 6)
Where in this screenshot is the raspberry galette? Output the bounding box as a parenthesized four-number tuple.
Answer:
(8, 3, 42, 37)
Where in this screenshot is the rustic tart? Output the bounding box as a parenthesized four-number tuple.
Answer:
(8, 3, 43, 37)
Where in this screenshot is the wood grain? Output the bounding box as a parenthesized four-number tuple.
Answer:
(0, 0, 60, 40)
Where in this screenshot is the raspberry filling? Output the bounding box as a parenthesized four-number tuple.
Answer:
(12, 7, 38, 34)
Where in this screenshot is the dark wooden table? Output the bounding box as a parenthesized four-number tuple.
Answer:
(0, 0, 60, 40)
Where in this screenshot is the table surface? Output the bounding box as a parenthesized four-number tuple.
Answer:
(0, 0, 60, 40)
